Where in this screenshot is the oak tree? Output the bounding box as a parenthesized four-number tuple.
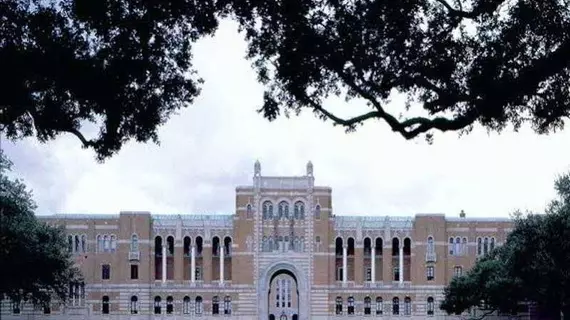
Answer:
(0, 151, 80, 306)
(441, 173, 570, 320)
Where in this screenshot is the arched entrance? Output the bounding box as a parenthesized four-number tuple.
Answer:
(258, 261, 309, 320)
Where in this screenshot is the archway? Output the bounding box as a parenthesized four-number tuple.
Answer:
(259, 261, 309, 320)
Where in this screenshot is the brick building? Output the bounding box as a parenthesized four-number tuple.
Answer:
(1, 161, 523, 319)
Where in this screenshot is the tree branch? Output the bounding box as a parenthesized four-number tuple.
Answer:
(434, 0, 503, 19)
(60, 128, 96, 149)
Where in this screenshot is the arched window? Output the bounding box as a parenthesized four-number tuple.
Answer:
(262, 236, 267, 252)
(427, 297, 435, 315)
(102, 296, 109, 314)
(110, 235, 117, 252)
(427, 236, 434, 253)
(294, 201, 305, 219)
(131, 234, 139, 252)
(278, 201, 289, 220)
(212, 296, 219, 315)
(154, 296, 161, 314)
(224, 296, 232, 315)
(262, 201, 273, 220)
(81, 235, 86, 253)
(404, 297, 412, 315)
(195, 296, 203, 315)
(166, 296, 173, 314)
(455, 237, 461, 255)
(224, 236, 232, 256)
(269, 237, 274, 252)
(462, 237, 468, 255)
(449, 237, 454, 255)
(483, 237, 489, 255)
(130, 296, 138, 314)
(477, 237, 482, 255)
(490, 237, 496, 251)
(376, 297, 383, 315)
(182, 296, 190, 314)
(315, 204, 321, 220)
(167, 236, 174, 255)
(392, 297, 399, 315)
(183, 236, 191, 256)
(103, 235, 110, 252)
(97, 235, 103, 252)
(364, 296, 371, 315)
(347, 296, 355, 315)
(335, 296, 343, 315)
(246, 204, 253, 219)
(74, 235, 80, 253)
(300, 237, 305, 252)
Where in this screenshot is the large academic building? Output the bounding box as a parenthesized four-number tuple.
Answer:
(1, 162, 528, 319)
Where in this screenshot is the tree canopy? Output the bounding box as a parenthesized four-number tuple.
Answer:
(0, 151, 79, 305)
(440, 173, 570, 320)
(2, 0, 570, 160)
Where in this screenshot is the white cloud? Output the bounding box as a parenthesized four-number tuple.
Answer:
(3, 20, 570, 218)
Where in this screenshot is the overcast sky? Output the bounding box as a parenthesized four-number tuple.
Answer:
(2, 20, 570, 218)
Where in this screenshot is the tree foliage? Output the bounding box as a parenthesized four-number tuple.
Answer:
(0, 151, 80, 305)
(0, 0, 220, 161)
(2, 0, 570, 160)
(230, 0, 570, 141)
(441, 173, 570, 320)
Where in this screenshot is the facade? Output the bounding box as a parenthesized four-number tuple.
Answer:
(1, 161, 525, 319)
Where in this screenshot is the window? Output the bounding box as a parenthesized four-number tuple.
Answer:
(366, 267, 372, 281)
(490, 237, 496, 251)
(102, 296, 109, 314)
(12, 300, 20, 314)
(477, 237, 482, 255)
(376, 297, 383, 315)
(130, 264, 138, 280)
(102, 264, 110, 280)
(278, 201, 289, 220)
(484, 237, 489, 255)
(404, 297, 411, 315)
(348, 296, 355, 315)
(110, 235, 117, 252)
(154, 296, 161, 314)
(68, 235, 73, 252)
(130, 296, 138, 314)
(427, 236, 434, 253)
(364, 296, 371, 315)
(97, 235, 103, 252)
(427, 297, 435, 316)
(212, 296, 219, 315)
(262, 201, 273, 220)
(246, 204, 253, 219)
(75, 235, 80, 253)
(392, 297, 399, 315)
(335, 296, 343, 315)
(81, 235, 86, 253)
(131, 234, 139, 252)
(182, 296, 190, 314)
(103, 235, 110, 252)
(462, 237, 468, 255)
(336, 266, 344, 281)
(315, 204, 321, 220)
(195, 266, 202, 280)
(449, 237, 454, 255)
(224, 296, 232, 315)
(294, 201, 305, 219)
(426, 266, 435, 281)
(454, 266, 463, 277)
(393, 266, 400, 281)
(195, 296, 203, 315)
(166, 296, 173, 314)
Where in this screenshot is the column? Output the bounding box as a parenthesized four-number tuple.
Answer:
(162, 246, 167, 283)
(371, 248, 376, 283)
(220, 245, 224, 284)
(342, 245, 348, 283)
(399, 244, 404, 284)
(191, 245, 196, 283)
